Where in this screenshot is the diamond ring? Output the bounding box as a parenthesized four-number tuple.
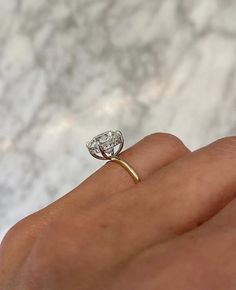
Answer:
(86, 130, 140, 184)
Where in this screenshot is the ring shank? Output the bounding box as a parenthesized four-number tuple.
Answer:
(109, 156, 140, 184)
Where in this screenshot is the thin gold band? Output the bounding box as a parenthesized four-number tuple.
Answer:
(109, 156, 140, 184)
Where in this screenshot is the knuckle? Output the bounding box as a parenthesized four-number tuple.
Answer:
(18, 222, 65, 284)
(1, 219, 28, 246)
(21, 217, 85, 284)
(143, 133, 188, 153)
(212, 136, 236, 155)
(214, 136, 236, 147)
(1, 211, 43, 251)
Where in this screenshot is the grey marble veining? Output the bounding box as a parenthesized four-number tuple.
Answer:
(1, 0, 236, 239)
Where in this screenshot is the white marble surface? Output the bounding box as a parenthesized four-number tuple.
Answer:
(1, 0, 236, 240)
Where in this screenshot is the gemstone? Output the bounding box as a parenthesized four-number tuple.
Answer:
(87, 130, 123, 159)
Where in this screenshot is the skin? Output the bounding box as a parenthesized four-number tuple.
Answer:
(1, 133, 236, 290)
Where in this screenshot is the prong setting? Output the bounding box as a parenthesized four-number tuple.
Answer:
(86, 130, 124, 160)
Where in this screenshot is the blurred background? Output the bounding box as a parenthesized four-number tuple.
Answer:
(1, 0, 236, 239)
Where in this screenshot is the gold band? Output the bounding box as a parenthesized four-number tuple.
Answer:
(109, 156, 140, 184)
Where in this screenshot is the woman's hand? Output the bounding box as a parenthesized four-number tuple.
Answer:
(1, 133, 236, 290)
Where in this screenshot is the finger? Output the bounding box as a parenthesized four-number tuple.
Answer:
(138, 136, 236, 236)
(57, 133, 190, 207)
(128, 136, 236, 243)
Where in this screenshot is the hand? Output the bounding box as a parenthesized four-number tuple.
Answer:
(1, 133, 236, 290)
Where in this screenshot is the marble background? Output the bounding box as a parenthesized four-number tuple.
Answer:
(1, 0, 236, 240)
